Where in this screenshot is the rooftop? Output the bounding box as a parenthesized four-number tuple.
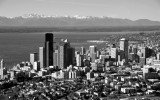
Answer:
(120, 38, 128, 41)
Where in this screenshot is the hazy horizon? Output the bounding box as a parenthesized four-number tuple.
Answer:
(0, 0, 160, 21)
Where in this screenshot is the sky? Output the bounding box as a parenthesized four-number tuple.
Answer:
(0, 0, 160, 21)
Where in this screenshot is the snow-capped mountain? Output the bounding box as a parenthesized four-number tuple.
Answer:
(0, 14, 160, 27)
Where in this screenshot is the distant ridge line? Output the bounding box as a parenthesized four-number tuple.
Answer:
(1, 15, 160, 27)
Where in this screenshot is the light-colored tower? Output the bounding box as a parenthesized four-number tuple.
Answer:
(39, 47, 44, 68)
(30, 52, 37, 66)
(76, 54, 81, 66)
(96, 50, 100, 58)
(81, 46, 86, 55)
(33, 61, 40, 71)
(89, 45, 97, 62)
(53, 50, 59, 67)
(157, 53, 160, 60)
(89, 45, 96, 54)
(59, 44, 64, 69)
(111, 48, 118, 62)
(0, 59, 4, 79)
(120, 38, 128, 62)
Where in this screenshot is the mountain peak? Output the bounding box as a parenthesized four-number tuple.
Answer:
(0, 15, 160, 27)
(21, 14, 95, 19)
(22, 13, 52, 18)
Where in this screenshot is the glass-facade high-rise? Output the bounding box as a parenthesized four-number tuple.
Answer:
(120, 38, 128, 62)
(45, 33, 54, 67)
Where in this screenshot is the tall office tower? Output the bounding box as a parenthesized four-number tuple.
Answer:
(89, 45, 96, 54)
(96, 50, 100, 58)
(111, 47, 118, 62)
(30, 52, 38, 66)
(141, 47, 149, 58)
(59, 39, 70, 69)
(39, 47, 45, 68)
(67, 47, 75, 66)
(76, 54, 82, 66)
(89, 45, 97, 62)
(33, 61, 40, 71)
(129, 45, 133, 53)
(53, 50, 59, 67)
(0, 59, 4, 79)
(45, 33, 54, 67)
(120, 38, 128, 62)
(132, 45, 137, 54)
(81, 46, 86, 55)
(91, 53, 97, 63)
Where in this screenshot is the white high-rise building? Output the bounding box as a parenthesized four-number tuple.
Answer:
(33, 61, 40, 71)
(89, 45, 96, 54)
(157, 53, 160, 60)
(0, 59, 4, 79)
(76, 54, 81, 66)
(39, 47, 45, 68)
(111, 48, 117, 58)
(30, 53, 38, 66)
(81, 46, 86, 55)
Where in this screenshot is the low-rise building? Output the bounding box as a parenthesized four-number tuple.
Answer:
(121, 87, 136, 94)
(86, 72, 94, 80)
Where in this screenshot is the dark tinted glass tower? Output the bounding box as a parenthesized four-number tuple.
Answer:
(120, 38, 128, 62)
(45, 33, 54, 67)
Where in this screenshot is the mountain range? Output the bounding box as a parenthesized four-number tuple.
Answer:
(1, 14, 160, 27)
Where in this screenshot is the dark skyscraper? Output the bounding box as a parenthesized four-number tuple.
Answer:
(45, 33, 54, 67)
(120, 38, 128, 62)
(45, 33, 53, 42)
(67, 47, 75, 66)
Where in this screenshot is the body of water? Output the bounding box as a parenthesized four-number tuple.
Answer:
(0, 32, 109, 68)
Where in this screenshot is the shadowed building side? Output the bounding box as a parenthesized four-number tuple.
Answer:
(59, 41, 70, 69)
(58, 39, 75, 69)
